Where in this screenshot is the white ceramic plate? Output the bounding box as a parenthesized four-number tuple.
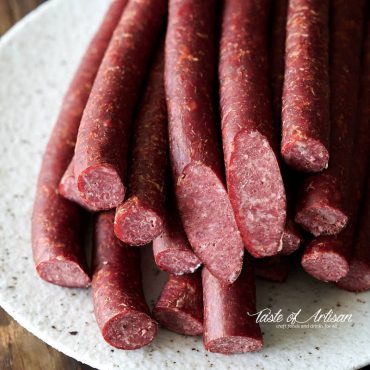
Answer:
(0, 1, 369, 369)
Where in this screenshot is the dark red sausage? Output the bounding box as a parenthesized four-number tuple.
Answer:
(270, 0, 288, 124)
(31, 0, 128, 288)
(301, 236, 349, 282)
(337, 177, 370, 292)
(337, 18, 370, 291)
(153, 203, 201, 275)
(254, 256, 290, 283)
(153, 273, 203, 336)
(302, 16, 370, 283)
(220, 0, 286, 258)
(74, 0, 167, 211)
(114, 46, 167, 246)
(59, 158, 97, 212)
(269, 1, 303, 257)
(281, 0, 330, 172)
(295, 173, 347, 236)
(281, 219, 303, 256)
(202, 261, 263, 354)
(166, 0, 244, 284)
(302, 5, 370, 287)
(295, 0, 365, 236)
(92, 211, 157, 349)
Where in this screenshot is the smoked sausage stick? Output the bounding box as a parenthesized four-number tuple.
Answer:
(202, 261, 263, 354)
(281, 0, 330, 172)
(295, 0, 365, 236)
(114, 45, 167, 246)
(337, 176, 370, 292)
(153, 272, 203, 336)
(166, 0, 244, 284)
(31, 0, 128, 287)
(270, 0, 288, 124)
(269, 1, 303, 257)
(74, 0, 167, 211)
(302, 12, 369, 282)
(220, 0, 286, 258)
(92, 211, 157, 349)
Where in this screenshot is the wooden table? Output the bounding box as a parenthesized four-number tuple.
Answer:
(0, 1, 94, 369)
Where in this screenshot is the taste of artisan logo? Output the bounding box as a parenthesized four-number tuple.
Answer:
(248, 308, 353, 329)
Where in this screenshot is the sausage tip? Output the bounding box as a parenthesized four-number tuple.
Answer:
(281, 138, 329, 173)
(295, 203, 348, 236)
(102, 311, 158, 350)
(36, 259, 90, 288)
(301, 239, 349, 282)
(77, 164, 126, 210)
(114, 197, 164, 246)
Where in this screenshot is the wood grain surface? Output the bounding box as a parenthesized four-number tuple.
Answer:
(0, 1, 94, 369)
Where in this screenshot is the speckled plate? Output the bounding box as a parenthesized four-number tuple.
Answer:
(0, 1, 369, 369)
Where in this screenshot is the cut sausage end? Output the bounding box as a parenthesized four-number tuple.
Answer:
(281, 231, 302, 256)
(301, 242, 349, 282)
(228, 129, 286, 258)
(281, 139, 329, 173)
(155, 250, 202, 275)
(153, 308, 203, 336)
(280, 224, 303, 256)
(102, 311, 157, 350)
(77, 165, 125, 210)
(295, 204, 348, 236)
(114, 197, 164, 246)
(36, 259, 90, 288)
(337, 260, 370, 292)
(176, 162, 244, 285)
(205, 335, 263, 354)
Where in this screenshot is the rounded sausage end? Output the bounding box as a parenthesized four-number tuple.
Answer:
(281, 139, 329, 173)
(295, 204, 348, 236)
(102, 311, 158, 350)
(280, 226, 302, 255)
(228, 129, 286, 258)
(77, 164, 125, 210)
(337, 260, 370, 292)
(114, 197, 164, 246)
(153, 307, 203, 336)
(36, 259, 90, 288)
(301, 241, 349, 282)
